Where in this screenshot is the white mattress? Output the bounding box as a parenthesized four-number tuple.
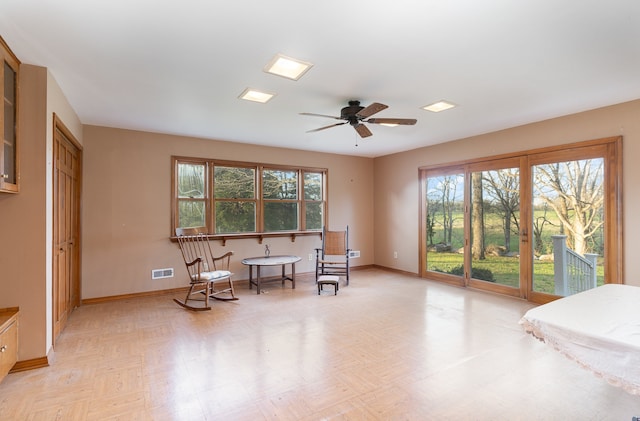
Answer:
(520, 284, 640, 395)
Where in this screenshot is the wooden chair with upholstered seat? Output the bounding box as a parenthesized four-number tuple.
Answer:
(315, 226, 350, 286)
(174, 227, 238, 311)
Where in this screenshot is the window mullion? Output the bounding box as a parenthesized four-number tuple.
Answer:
(207, 162, 214, 233)
(298, 169, 303, 230)
(257, 165, 264, 232)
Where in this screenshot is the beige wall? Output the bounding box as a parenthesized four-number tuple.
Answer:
(373, 99, 640, 286)
(0, 65, 82, 361)
(81, 126, 374, 299)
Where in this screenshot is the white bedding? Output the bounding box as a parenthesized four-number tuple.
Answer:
(519, 284, 640, 395)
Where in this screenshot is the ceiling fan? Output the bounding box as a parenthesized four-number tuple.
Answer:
(300, 100, 417, 138)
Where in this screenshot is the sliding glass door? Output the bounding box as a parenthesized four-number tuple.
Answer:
(529, 146, 610, 302)
(469, 159, 522, 293)
(420, 137, 622, 304)
(424, 169, 465, 285)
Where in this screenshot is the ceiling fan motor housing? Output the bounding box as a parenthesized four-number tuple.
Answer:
(341, 100, 365, 125)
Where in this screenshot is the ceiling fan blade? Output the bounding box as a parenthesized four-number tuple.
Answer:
(354, 124, 373, 138)
(356, 102, 388, 118)
(366, 118, 417, 126)
(300, 112, 343, 120)
(306, 122, 348, 133)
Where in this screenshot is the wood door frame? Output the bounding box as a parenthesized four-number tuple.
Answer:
(526, 139, 623, 304)
(52, 113, 82, 345)
(466, 156, 528, 299)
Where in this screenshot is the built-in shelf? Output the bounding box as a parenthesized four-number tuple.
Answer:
(170, 231, 322, 246)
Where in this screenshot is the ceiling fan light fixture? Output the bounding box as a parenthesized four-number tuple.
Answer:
(422, 100, 457, 113)
(239, 88, 275, 103)
(264, 54, 313, 80)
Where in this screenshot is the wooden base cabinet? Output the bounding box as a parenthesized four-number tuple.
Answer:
(0, 307, 18, 383)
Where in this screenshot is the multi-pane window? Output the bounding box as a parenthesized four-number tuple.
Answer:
(303, 172, 323, 230)
(263, 169, 298, 231)
(214, 166, 256, 233)
(176, 161, 206, 228)
(172, 157, 326, 235)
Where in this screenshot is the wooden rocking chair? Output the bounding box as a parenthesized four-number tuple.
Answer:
(174, 227, 238, 311)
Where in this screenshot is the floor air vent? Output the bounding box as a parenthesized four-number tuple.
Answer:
(152, 268, 174, 279)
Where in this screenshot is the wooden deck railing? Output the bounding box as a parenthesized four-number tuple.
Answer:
(552, 235, 598, 296)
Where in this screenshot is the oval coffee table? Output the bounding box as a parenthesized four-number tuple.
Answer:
(241, 255, 301, 294)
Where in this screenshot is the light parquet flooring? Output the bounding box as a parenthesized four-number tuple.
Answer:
(1, 269, 639, 420)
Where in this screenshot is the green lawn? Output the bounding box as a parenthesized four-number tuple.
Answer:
(427, 252, 604, 294)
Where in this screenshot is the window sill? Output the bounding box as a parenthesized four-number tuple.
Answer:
(171, 231, 322, 246)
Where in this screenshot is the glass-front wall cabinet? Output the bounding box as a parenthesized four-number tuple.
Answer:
(0, 37, 20, 193)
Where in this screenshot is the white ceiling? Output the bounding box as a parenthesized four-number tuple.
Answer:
(2, 0, 639, 158)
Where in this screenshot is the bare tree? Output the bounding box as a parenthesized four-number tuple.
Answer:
(426, 212, 435, 245)
(471, 172, 485, 259)
(532, 202, 551, 254)
(441, 175, 461, 245)
(482, 168, 520, 252)
(534, 159, 604, 255)
(426, 175, 462, 247)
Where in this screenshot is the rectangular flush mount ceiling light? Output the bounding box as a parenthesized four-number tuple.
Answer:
(422, 100, 456, 113)
(239, 88, 275, 103)
(264, 53, 313, 80)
